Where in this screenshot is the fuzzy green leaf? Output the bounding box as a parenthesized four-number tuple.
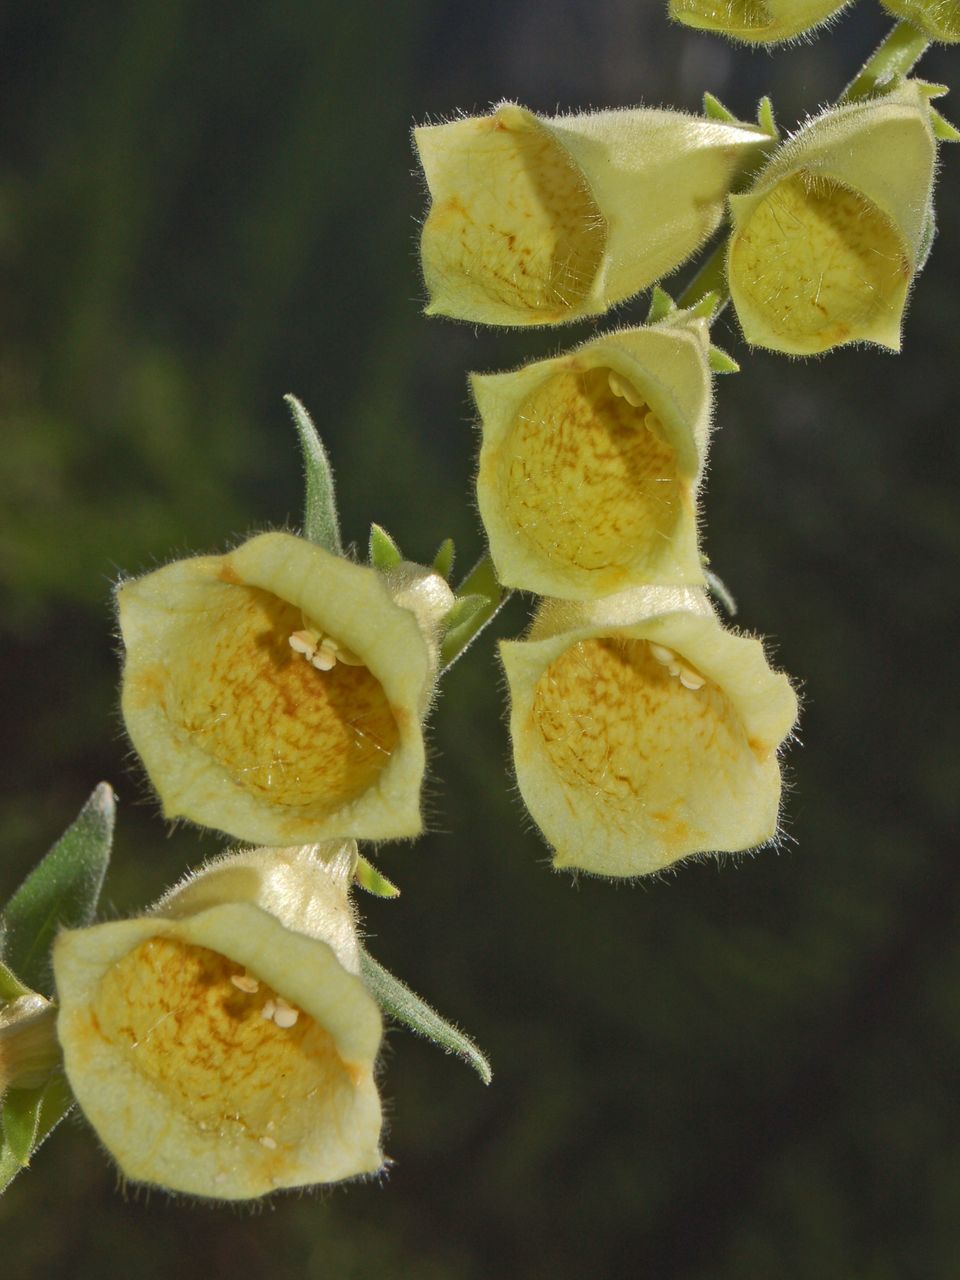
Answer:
(440, 556, 505, 670)
(0, 1075, 73, 1194)
(646, 285, 676, 324)
(703, 91, 737, 123)
(355, 856, 400, 899)
(360, 952, 491, 1085)
(0, 783, 115, 996)
(284, 394, 343, 556)
(756, 95, 778, 138)
(708, 345, 740, 374)
(432, 537, 455, 581)
(0, 961, 30, 1003)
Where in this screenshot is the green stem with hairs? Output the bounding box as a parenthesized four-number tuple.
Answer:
(839, 21, 930, 104)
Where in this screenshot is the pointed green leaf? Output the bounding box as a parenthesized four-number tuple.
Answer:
(360, 952, 491, 1085)
(355, 856, 400, 899)
(703, 91, 737, 123)
(1, 783, 115, 996)
(0, 1074, 72, 1195)
(756, 95, 777, 138)
(646, 285, 676, 325)
(440, 555, 506, 671)
(930, 107, 960, 141)
(708, 345, 740, 374)
(704, 566, 738, 616)
(368, 522, 403, 571)
(0, 960, 30, 1003)
(284, 394, 342, 556)
(432, 537, 455, 581)
(688, 290, 720, 321)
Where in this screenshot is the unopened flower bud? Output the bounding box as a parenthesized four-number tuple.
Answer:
(53, 843, 383, 1199)
(500, 589, 798, 877)
(0, 993, 60, 1093)
(878, 1, 960, 42)
(118, 532, 454, 845)
(669, 0, 853, 44)
(474, 318, 713, 598)
(415, 101, 772, 326)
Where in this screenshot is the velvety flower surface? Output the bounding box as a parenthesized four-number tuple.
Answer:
(501, 589, 798, 878)
(727, 82, 938, 355)
(415, 101, 771, 326)
(53, 843, 383, 1200)
(669, 0, 853, 44)
(878, 0, 960, 42)
(474, 319, 712, 599)
(118, 532, 453, 845)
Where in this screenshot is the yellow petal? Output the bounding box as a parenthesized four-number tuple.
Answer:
(119, 533, 452, 844)
(501, 589, 798, 877)
(474, 321, 712, 598)
(670, 0, 853, 43)
(53, 845, 383, 1200)
(416, 101, 771, 326)
(728, 83, 938, 355)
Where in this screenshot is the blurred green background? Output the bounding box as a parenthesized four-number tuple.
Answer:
(1, 3, 958, 1277)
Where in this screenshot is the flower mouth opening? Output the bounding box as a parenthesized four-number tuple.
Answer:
(732, 170, 909, 352)
(530, 636, 769, 857)
(421, 105, 607, 323)
(91, 937, 359, 1169)
(177, 585, 400, 816)
(497, 366, 684, 584)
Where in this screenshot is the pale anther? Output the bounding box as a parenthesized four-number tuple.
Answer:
(272, 998, 300, 1029)
(288, 629, 320, 658)
(230, 972, 260, 994)
(649, 642, 675, 666)
(607, 369, 644, 408)
(679, 669, 705, 691)
(260, 999, 277, 1022)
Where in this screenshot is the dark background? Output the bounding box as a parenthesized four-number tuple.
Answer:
(1, 3, 958, 1277)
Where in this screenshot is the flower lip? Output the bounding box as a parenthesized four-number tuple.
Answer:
(53, 846, 383, 1200)
(501, 589, 798, 878)
(118, 532, 439, 845)
(474, 323, 712, 599)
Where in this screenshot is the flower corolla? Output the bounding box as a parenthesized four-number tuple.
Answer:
(669, 0, 853, 44)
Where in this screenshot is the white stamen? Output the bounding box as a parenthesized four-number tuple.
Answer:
(260, 999, 277, 1022)
(679, 669, 705, 691)
(607, 369, 643, 407)
(649, 642, 675, 666)
(272, 998, 300, 1029)
(289, 629, 319, 658)
(230, 973, 259, 994)
(309, 647, 337, 672)
(644, 411, 664, 437)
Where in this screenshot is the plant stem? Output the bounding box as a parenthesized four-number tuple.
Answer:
(677, 238, 730, 314)
(840, 21, 930, 104)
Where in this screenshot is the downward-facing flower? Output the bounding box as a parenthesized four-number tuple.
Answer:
(669, 0, 853, 44)
(53, 842, 383, 1200)
(878, 1, 960, 42)
(474, 319, 712, 599)
(500, 588, 798, 878)
(415, 101, 772, 326)
(118, 532, 453, 845)
(727, 82, 939, 356)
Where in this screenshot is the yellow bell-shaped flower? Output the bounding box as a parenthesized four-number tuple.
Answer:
(727, 82, 938, 355)
(474, 317, 713, 599)
(501, 588, 798, 878)
(669, 0, 853, 43)
(118, 532, 454, 846)
(415, 101, 772, 326)
(878, 1, 960, 42)
(53, 842, 383, 1200)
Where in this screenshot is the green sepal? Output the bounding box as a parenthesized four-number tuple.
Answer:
(0, 961, 30, 1003)
(929, 107, 960, 141)
(355, 856, 401, 899)
(708, 344, 740, 374)
(0, 1074, 73, 1195)
(704, 564, 738, 616)
(368, 522, 404, 571)
(432, 537, 455, 581)
(0, 783, 115, 996)
(646, 285, 677, 324)
(360, 951, 491, 1085)
(689, 290, 720, 321)
(440, 555, 505, 670)
(757, 96, 778, 139)
(703, 91, 737, 123)
(284, 395, 343, 557)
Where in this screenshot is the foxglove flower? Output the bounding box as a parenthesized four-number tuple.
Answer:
(669, 0, 853, 44)
(118, 532, 453, 845)
(53, 843, 383, 1199)
(474, 318, 712, 599)
(501, 588, 798, 877)
(878, 1, 960, 42)
(415, 101, 772, 326)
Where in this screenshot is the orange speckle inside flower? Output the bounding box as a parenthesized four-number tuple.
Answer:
(164, 586, 399, 817)
(91, 937, 357, 1164)
(532, 637, 769, 856)
(731, 170, 909, 352)
(422, 106, 607, 324)
(498, 367, 683, 588)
